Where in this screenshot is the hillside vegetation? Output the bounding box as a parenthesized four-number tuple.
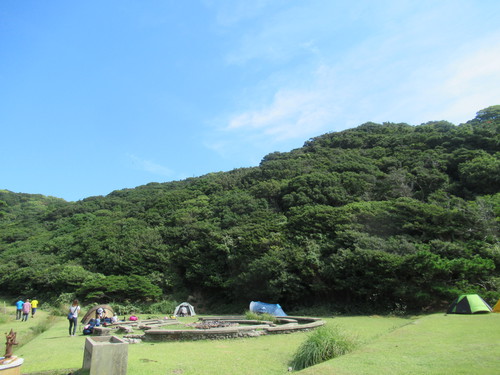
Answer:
(1, 106, 499, 312)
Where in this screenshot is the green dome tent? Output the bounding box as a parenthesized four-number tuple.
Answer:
(446, 294, 492, 314)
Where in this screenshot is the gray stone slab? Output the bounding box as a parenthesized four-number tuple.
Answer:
(82, 336, 128, 375)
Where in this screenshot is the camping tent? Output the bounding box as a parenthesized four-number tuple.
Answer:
(81, 304, 114, 324)
(493, 299, 500, 313)
(446, 294, 492, 314)
(173, 302, 196, 317)
(249, 301, 287, 316)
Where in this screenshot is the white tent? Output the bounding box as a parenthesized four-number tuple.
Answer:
(173, 302, 196, 317)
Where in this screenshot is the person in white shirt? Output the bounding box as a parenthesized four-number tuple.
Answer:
(68, 299, 81, 336)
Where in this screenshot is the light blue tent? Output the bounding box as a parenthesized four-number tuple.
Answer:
(249, 301, 287, 316)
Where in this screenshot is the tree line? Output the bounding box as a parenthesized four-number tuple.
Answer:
(1, 106, 499, 313)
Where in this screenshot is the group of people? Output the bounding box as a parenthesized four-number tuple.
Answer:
(14, 297, 122, 337)
(15, 298, 39, 321)
(67, 301, 120, 336)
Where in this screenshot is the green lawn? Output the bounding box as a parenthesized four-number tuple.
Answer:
(1, 302, 499, 375)
(300, 314, 500, 375)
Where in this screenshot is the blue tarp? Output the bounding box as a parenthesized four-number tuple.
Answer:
(249, 301, 287, 316)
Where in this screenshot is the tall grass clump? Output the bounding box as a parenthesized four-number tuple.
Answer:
(29, 315, 56, 335)
(244, 310, 277, 323)
(290, 325, 358, 371)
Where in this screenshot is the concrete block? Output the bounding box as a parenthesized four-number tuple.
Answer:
(82, 336, 128, 375)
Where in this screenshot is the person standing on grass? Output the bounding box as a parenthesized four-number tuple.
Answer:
(31, 298, 39, 318)
(15, 298, 24, 320)
(68, 299, 81, 336)
(22, 299, 31, 322)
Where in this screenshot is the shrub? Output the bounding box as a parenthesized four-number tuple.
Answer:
(54, 292, 77, 316)
(389, 301, 408, 317)
(108, 302, 142, 316)
(290, 325, 358, 371)
(144, 299, 178, 315)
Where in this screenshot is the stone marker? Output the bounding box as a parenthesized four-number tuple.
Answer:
(82, 336, 128, 375)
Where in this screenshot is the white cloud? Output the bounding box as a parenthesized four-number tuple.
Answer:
(371, 32, 500, 125)
(435, 37, 500, 123)
(226, 75, 340, 142)
(221, 29, 500, 147)
(210, 0, 500, 159)
(129, 155, 172, 177)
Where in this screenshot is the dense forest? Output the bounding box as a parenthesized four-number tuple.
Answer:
(1, 106, 499, 313)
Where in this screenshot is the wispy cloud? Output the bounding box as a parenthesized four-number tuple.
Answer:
(129, 155, 172, 177)
(434, 35, 500, 123)
(227, 86, 337, 141)
(207, 0, 500, 161)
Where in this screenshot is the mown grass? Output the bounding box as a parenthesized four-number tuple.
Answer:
(0, 302, 56, 358)
(299, 313, 500, 375)
(1, 302, 498, 375)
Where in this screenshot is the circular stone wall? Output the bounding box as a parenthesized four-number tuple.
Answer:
(141, 316, 325, 342)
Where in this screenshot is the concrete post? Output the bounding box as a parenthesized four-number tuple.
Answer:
(82, 336, 128, 375)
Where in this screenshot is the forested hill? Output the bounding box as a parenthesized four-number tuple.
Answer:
(1, 106, 499, 313)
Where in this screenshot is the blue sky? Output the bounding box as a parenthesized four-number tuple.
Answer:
(1, 0, 499, 201)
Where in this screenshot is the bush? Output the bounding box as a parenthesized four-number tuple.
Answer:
(290, 325, 358, 371)
(108, 302, 142, 316)
(144, 299, 178, 315)
(54, 292, 77, 316)
(289, 304, 341, 317)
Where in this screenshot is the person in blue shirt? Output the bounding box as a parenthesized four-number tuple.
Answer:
(15, 299, 24, 320)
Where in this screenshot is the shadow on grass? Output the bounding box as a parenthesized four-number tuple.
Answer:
(44, 335, 82, 340)
(22, 370, 87, 375)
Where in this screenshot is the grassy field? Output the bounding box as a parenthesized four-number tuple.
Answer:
(1, 302, 499, 375)
(300, 314, 500, 375)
